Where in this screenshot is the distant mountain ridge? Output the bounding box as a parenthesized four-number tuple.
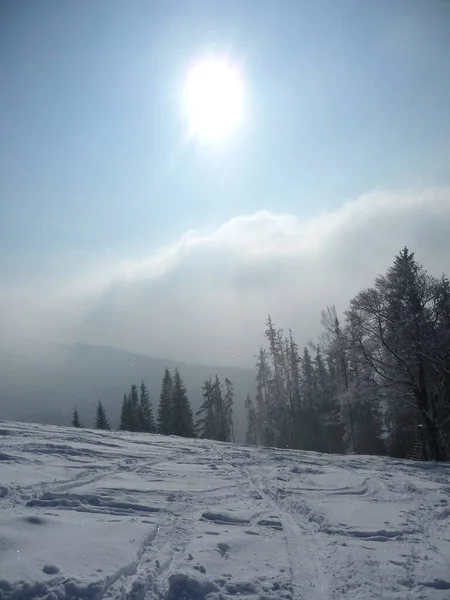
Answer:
(0, 343, 256, 442)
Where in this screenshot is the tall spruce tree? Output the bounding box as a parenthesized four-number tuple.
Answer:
(301, 347, 316, 409)
(95, 400, 110, 430)
(264, 316, 289, 447)
(245, 394, 258, 445)
(171, 368, 195, 438)
(255, 347, 273, 447)
(157, 367, 173, 435)
(196, 375, 234, 442)
(139, 380, 156, 433)
(72, 407, 82, 428)
(127, 384, 140, 432)
(212, 375, 226, 442)
(120, 393, 132, 431)
(224, 377, 235, 442)
(288, 329, 304, 449)
(196, 377, 216, 439)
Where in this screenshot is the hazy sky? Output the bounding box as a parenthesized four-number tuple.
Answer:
(1, 1, 450, 366)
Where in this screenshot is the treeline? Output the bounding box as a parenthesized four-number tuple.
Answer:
(71, 367, 235, 442)
(245, 248, 450, 461)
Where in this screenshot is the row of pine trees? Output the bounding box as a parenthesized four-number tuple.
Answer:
(245, 248, 450, 461)
(71, 367, 235, 442)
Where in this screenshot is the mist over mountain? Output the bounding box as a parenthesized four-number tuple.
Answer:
(0, 343, 255, 442)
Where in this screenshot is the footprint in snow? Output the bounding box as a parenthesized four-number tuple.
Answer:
(193, 564, 206, 574)
(42, 564, 60, 575)
(258, 519, 283, 531)
(201, 511, 249, 525)
(217, 542, 230, 558)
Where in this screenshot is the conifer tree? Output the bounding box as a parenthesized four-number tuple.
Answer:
(157, 367, 173, 435)
(120, 393, 131, 431)
(245, 394, 258, 445)
(139, 380, 156, 433)
(264, 316, 289, 446)
(171, 368, 195, 438)
(196, 377, 216, 439)
(95, 400, 110, 430)
(224, 377, 235, 442)
(196, 375, 235, 442)
(288, 329, 302, 410)
(255, 347, 273, 447)
(72, 407, 82, 428)
(301, 347, 316, 409)
(212, 375, 226, 441)
(128, 384, 140, 432)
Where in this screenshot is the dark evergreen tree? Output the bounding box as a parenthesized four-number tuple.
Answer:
(72, 407, 82, 428)
(139, 380, 156, 433)
(264, 316, 289, 447)
(288, 329, 304, 449)
(224, 377, 235, 442)
(128, 384, 140, 432)
(95, 400, 110, 430)
(120, 393, 132, 431)
(196, 375, 234, 442)
(296, 347, 324, 451)
(255, 347, 273, 447)
(301, 347, 316, 409)
(196, 377, 216, 439)
(171, 368, 195, 438)
(212, 375, 227, 441)
(157, 367, 173, 435)
(245, 394, 258, 445)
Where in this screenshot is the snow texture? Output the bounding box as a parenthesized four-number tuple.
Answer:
(1, 421, 450, 599)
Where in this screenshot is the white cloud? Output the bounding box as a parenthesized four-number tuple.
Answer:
(2, 187, 450, 366)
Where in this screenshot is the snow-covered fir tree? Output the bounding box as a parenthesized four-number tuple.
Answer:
(128, 384, 140, 432)
(139, 380, 155, 433)
(196, 375, 235, 442)
(245, 394, 258, 445)
(196, 377, 216, 439)
(224, 377, 235, 442)
(254, 347, 272, 447)
(119, 393, 130, 431)
(95, 400, 110, 430)
(157, 367, 173, 435)
(71, 407, 82, 428)
(171, 368, 195, 438)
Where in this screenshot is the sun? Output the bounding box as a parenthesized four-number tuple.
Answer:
(183, 57, 244, 142)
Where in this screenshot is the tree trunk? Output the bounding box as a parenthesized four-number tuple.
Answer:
(415, 363, 446, 461)
(422, 412, 445, 461)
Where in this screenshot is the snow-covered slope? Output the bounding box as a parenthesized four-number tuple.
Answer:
(1, 421, 449, 600)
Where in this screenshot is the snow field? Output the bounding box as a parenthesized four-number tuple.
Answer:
(1, 421, 450, 599)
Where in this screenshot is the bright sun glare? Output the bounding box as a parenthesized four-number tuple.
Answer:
(183, 57, 244, 142)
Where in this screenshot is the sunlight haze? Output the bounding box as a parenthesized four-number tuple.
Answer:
(1, 0, 450, 366)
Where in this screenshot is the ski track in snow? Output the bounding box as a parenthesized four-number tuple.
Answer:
(1, 422, 450, 599)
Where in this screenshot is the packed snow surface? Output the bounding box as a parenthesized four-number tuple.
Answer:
(1, 422, 450, 599)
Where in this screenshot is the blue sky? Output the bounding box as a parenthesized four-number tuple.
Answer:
(1, 1, 450, 363)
